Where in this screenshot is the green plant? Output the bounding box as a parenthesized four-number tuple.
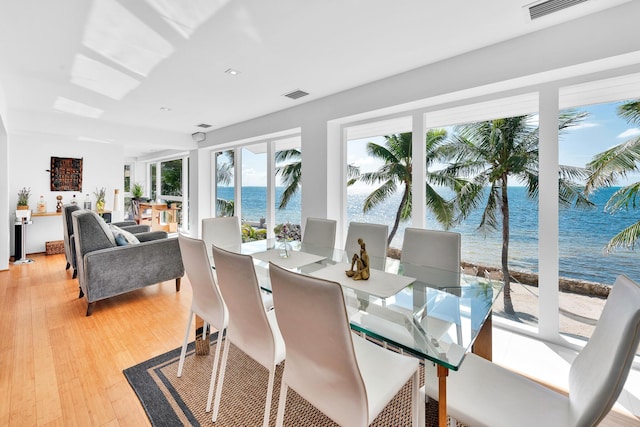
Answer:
(17, 187, 31, 206)
(93, 187, 106, 203)
(131, 182, 144, 199)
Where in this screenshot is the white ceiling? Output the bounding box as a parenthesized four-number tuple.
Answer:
(0, 0, 631, 157)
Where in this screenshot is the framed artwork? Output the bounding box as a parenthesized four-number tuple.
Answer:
(50, 156, 83, 191)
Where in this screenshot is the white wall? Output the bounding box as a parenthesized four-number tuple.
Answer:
(0, 114, 8, 270)
(8, 134, 124, 255)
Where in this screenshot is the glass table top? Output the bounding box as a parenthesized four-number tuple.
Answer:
(222, 239, 503, 370)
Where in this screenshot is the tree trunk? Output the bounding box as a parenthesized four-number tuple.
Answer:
(501, 178, 515, 315)
(388, 185, 409, 247)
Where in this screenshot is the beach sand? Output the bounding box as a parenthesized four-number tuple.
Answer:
(491, 280, 605, 339)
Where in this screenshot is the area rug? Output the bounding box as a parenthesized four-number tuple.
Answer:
(124, 332, 451, 426)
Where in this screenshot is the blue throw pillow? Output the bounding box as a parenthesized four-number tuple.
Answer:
(110, 224, 140, 246)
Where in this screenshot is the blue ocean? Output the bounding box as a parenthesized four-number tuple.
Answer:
(218, 186, 640, 285)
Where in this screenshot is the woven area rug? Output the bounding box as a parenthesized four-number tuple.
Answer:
(124, 332, 454, 426)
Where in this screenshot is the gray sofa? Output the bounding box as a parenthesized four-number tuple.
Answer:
(62, 204, 151, 279)
(72, 210, 184, 316)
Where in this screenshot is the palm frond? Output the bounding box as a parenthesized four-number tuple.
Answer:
(604, 182, 640, 212)
(585, 137, 640, 192)
(425, 184, 455, 228)
(605, 220, 640, 253)
(362, 180, 397, 212)
(617, 100, 640, 125)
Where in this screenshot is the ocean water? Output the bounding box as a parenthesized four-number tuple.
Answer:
(218, 186, 640, 285)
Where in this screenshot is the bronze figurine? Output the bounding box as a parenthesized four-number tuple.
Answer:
(346, 238, 370, 280)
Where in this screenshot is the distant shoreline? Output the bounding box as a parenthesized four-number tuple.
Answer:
(386, 248, 611, 298)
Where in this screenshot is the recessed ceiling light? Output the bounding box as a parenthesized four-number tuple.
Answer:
(160, 106, 172, 111)
(225, 68, 240, 76)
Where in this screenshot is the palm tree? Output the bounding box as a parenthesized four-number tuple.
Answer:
(443, 112, 591, 315)
(356, 130, 459, 246)
(585, 99, 640, 252)
(275, 149, 302, 209)
(275, 149, 361, 209)
(216, 151, 235, 216)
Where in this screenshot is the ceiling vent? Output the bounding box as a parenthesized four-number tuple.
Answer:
(197, 123, 212, 128)
(283, 89, 309, 100)
(528, 0, 589, 20)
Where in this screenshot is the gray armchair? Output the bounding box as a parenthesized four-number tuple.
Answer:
(62, 205, 152, 279)
(72, 210, 184, 316)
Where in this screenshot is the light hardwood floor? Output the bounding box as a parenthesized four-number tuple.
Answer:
(1, 253, 191, 426)
(1, 253, 638, 426)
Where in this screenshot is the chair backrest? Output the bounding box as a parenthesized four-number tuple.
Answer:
(401, 228, 461, 286)
(569, 274, 640, 427)
(62, 204, 81, 263)
(302, 217, 337, 248)
(211, 245, 278, 369)
(269, 263, 368, 426)
(202, 216, 242, 259)
(344, 222, 388, 270)
(178, 234, 227, 329)
(401, 228, 461, 271)
(71, 210, 117, 289)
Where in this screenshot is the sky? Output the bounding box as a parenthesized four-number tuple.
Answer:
(228, 99, 640, 187)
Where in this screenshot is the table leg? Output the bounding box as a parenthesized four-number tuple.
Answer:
(472, 311, 493, 361)
(437, 365, 448, 427)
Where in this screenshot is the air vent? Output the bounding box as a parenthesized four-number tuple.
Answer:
(528, 0, 589, 19)
(283, 89, 309, 100)
(197, 123, 212, 128)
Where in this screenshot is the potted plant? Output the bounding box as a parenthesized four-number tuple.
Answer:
(17, 187, 31, 210)
(131, 182, 144, 199)
(94, 187, 106, 212)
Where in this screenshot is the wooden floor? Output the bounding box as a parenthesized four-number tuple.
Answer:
(1, 253, 638, 426)
(0, 253, 191, 426)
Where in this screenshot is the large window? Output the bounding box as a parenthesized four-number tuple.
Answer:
(211, 133, 302, 241)
(144, 156, 188, 230)
(215, 150, 235, 217)
(557, 99, 640, 341)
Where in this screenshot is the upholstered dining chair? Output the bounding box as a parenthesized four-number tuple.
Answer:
(268, 262, 420, 427)
(345, 221, 389, 270)
(211, 245, 286, 427)
(401, 228, 461, 287)
(177, 235, 228, 413)
(422, 274, 640, 427)
(301, 217, 337, 248)
(201, 216, 242, 260)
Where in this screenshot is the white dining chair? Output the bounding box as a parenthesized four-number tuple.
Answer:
(345, 221, 389, 270)
(402, 228, 461, 287)
(301, 217, 337, 248)
(201, 216, 242, 260)
(211, 245, 286, 427)
(203, 216, 274, 308)
(269, 262, 420, 427)
(177, 234, 228, 413)
(422, 274, 640, 427)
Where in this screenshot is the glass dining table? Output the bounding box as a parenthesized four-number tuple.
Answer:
(213, 239, 503, 427)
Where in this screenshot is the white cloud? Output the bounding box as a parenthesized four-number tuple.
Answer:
(571, 122, 599, 130)
(617, 128, 640, 139)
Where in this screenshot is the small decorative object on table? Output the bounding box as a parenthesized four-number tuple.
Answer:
(94, 187, 106, 212)
(275, 222, 297, 258)
(37, 195, 47, 213)
(17, 187, 31, 210)
(56, 195, 63, 213)
(345, 238, 370, 280)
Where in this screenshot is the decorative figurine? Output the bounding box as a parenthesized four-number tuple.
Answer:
(56, 195, 63, 213)
(345, 238, 370, 280)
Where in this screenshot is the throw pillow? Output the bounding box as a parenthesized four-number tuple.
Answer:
(110, 224, 141, 246)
